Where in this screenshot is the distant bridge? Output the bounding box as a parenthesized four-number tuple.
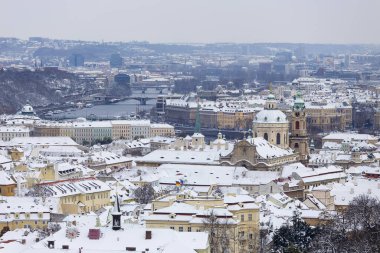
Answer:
(124, 95, 157, 105)
(131, 87, 167, 94)
(127, 87, 171, 105)
(130, 83, 172, 90)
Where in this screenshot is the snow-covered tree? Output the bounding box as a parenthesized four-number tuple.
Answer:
(271, 211, 320, 253)
(134, 184, 155, 204)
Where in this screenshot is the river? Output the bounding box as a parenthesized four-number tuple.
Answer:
(50, 88, 165, 120)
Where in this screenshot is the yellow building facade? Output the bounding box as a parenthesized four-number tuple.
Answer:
(0, 202, 50, 231)
(150, 124, 175, 137)
(146, 194, 260, 253)
(39, 178, 111, 215)
(0, 171, 17, 196)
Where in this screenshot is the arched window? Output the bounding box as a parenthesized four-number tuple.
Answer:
(264, 133, 268, 141)
(276, 133, 281, 145)
(295, 121, 300, 130)
(294, 143, 299, 149)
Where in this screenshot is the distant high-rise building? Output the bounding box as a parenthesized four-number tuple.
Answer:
(114, 73, 130, 85)
(258, 62, 272, 73)
(322, 56, 335, 69)
(294, 46, 306, 60)
(110, 53, 123, 68)
(345, 54, 351, 68)
(69, 54, 84, 67)
(275, 51, 293, 63)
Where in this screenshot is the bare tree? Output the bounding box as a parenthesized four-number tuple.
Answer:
(311, 194, 380, 253)
(26, 183, 52, 203)
(202, 210, 234, 253)
(259, 221, 273, 253)
(212, 186, 224, 198)
(343, 194, 380, 253)
(310, 213, 349, 253)
(134, 184, 155, 204)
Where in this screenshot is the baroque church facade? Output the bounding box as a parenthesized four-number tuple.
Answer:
(220, 92, 309, 170)
(252, 93, 289, 149)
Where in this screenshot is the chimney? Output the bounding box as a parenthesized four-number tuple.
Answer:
(47, 240, 55, 249)
(350, 188, 354, 194)
(16, 175, 22, 197)
(145, 230, 152, 240)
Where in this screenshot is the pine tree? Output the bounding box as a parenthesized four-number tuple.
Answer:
(272, 211, 319, 253)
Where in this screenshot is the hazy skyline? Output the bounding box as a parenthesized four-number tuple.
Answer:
(1, 0, 380, 44)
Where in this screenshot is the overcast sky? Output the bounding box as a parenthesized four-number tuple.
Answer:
(1, 0, 379, 44)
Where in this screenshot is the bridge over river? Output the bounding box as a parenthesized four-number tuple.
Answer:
(43, 87, 170, 120)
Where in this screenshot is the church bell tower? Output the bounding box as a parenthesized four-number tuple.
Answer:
(112, 194, 122, 230)
(289, 91, 309, 164)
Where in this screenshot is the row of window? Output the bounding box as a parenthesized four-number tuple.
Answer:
(62, 192, 108, 203)
(85, 203, 107, 212)
(238, 231, 255, 240)
(240, 213, 253, 222)
(0, 187, 13, 193)
(85, 192, 108, 201)
(14, 212, 44, 219)
(170, 226, 201, 232)
(263, 133, 287, 145)
(0, 133, 28, 141)
(14, 220, 47, 226)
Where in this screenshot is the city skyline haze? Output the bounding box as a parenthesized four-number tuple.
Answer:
(1, 0, 380, 44)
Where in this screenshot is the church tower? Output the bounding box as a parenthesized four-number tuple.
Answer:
(265, 93, 277, 110)
(289, 91, 309, 164)
(112, 194, 122, 230)
(253, 93, 289, 149)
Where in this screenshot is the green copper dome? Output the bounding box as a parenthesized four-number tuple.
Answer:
(293, 91, 305, 111)
(267, 93, 276, 100)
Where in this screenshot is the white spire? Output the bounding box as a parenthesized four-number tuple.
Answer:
(112, 194, 121, 215)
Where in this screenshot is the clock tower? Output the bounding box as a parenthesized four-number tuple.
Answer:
(289, 91, 309, 164)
